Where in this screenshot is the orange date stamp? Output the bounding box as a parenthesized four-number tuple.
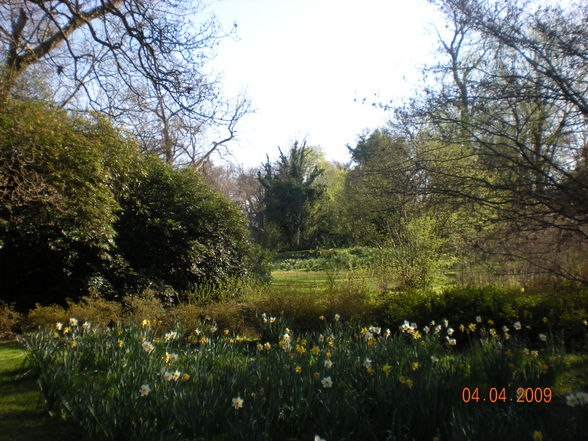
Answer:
(461, 387, 552, 403)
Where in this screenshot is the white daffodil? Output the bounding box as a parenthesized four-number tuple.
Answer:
(164, 331, 178, 342)
(55, 322, 64, 331)
(232, 396, 244, 409)
(69, 317, 79, 327)
(363, 358, 372, 369)
(334, 314, 341, 322)
(324, 359, 333, 369)
(565, 391, 588, 407)
(142, 341, 155, 353)
(139, 384, 151, 396)
(513, 321, 522, 331)
(538, 333, 547, 342)
(321, 376, 333, 388)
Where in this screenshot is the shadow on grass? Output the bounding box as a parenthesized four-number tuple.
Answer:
(0, 342, 81, 441)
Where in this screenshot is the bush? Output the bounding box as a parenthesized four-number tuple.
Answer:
(0, 301, 21, 337)
(379, 284, 588, 348)
(0, 99, 142, 310)
(111, 157, 259, 301)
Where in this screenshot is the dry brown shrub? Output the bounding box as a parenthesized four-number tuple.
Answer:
(23, 303, 68, 331)
(66, 296, 123, 326)
(123, 294, 167, 326)
(0, 302, 22, 337)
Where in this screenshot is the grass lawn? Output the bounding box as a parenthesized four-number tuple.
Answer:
(0, 342, 79, 441)
(271, 270, 375, 292)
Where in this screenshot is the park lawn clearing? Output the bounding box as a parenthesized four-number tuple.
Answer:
(0, 342, 79, 441)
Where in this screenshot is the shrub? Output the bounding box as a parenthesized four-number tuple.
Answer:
(379, 284, 588, 348)
(0, 301, 21, 336)
(111, 157, 259, 301)
(0, 99, 142, 310)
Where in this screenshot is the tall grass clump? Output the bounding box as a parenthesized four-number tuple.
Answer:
(22, 315, 587, 441)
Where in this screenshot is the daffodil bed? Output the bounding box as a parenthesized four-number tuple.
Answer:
(22, 316, 588, 441)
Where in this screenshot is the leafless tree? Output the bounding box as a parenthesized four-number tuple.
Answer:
(390, 0, 588, 238)
(0, 0, 249, 164)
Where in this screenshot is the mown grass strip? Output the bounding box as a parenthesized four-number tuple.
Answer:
(0, 342, 79, 441)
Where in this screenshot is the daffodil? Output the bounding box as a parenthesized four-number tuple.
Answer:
(139, 384, 151, 396)
(142, 341, 155, 353)
(55, 322, 63, 331)
(565, 391, 588, 407)
(69, 318, 78, 327)
(382, 364, 392, 373)
(513, 321, 522, 331)
(311, 345, 320, 355)
(164, 331, 178, 342)
(334, 314, 341, 321)
(232, 396, 244, 409)
(294, 366, 302, 374)
(321, 376, 333, 388)
(411, 362, 420, 371)
(538, 333, 547, 342)
(324, 359, 333, 368)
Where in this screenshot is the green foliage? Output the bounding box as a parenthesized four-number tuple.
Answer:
(272, 247, 383, 272)
(258, 141, 325, 250)
(112, 157, 256, 301)
(0, 99, 142, 309)
(344, 130, 419, 244)
(382, 215, 454, 291)
(381, 284, 588, 349)
(21, 320, 587, 441)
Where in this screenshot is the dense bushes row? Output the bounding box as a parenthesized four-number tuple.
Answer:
(3, 282, 586, 349)
(381, 284, 588, 349)
(0, 100, 264, 310)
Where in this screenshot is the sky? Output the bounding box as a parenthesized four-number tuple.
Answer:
(203, 0, 442, 168)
